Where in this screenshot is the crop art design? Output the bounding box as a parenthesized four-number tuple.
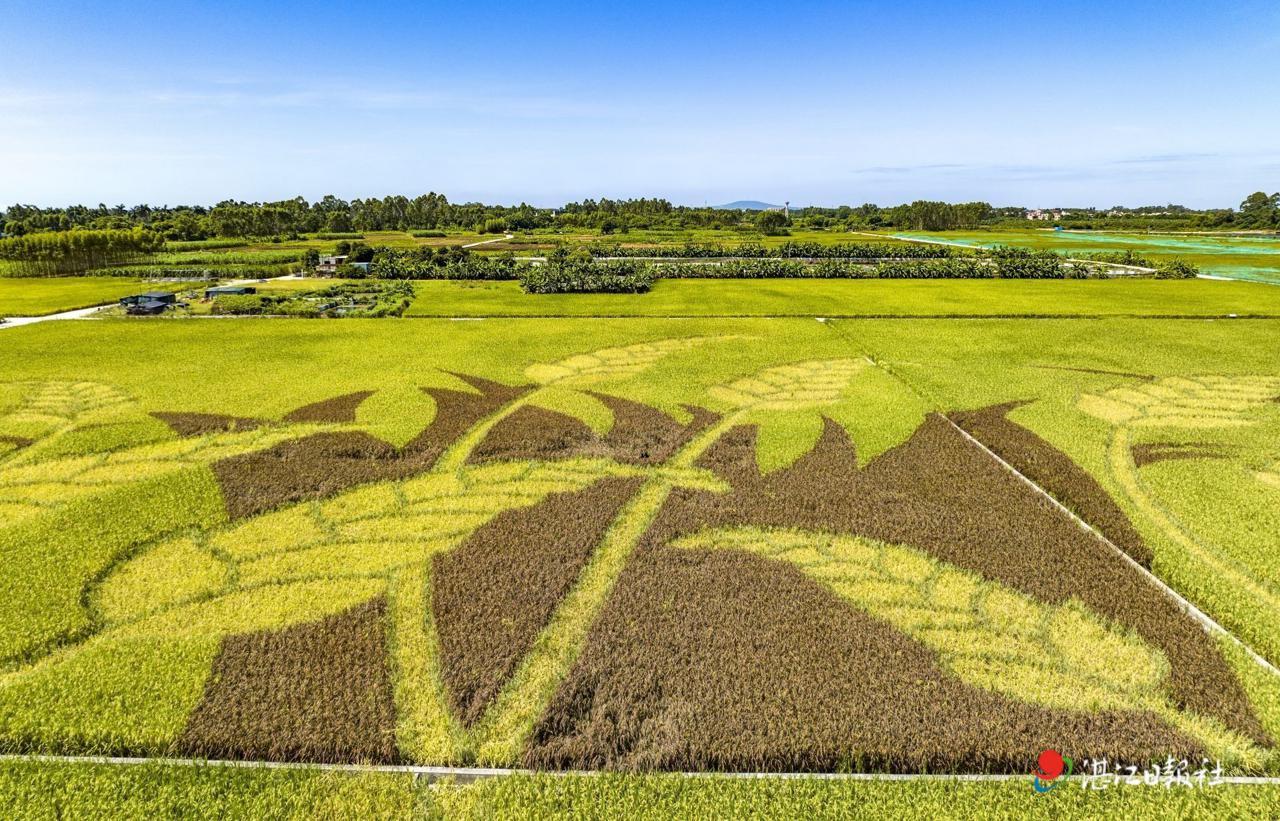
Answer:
(0, 347, 1275, 773)
(1078, 375, 1280, 659)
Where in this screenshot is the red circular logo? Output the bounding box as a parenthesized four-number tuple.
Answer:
(1036, 749, 1065, 780)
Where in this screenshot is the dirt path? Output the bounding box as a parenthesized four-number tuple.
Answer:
(0, 275, 307, 329)
(462, 233, 515, 249)
(0, 304, 108, 330)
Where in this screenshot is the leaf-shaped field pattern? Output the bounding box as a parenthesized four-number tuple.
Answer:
(0, 381, 138, 473)
(672, 527, 1266, 764)
(95, 458, 660, 631)
(708, 359, 866, 411)
(17, 457, 700, 759)
(0, 424, 337, 526)
(523, 337, 718, 386)
(672, 527, 1166, 713)
(1078, 373, 1280, 668)
(0, 381, 133, 439)
(1079, 375, 1280, 429)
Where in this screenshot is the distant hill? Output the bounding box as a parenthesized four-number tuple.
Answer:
(713, 200, 782, 211)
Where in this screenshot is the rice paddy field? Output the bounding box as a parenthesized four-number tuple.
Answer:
(1, 282, 1279, 816)
(892, 230, 1280, 284)
(405, 278, 1280, 318)
(0, 278, 186, 318)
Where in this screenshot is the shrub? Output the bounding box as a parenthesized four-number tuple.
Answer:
(756, 210, 790, 236)
(1081, 250, 1157, 268)
(211, 295, 269, 315)
(518, 260, 654, 294)
(1155, 259, 1201, 279)
(411, 230, 447, 238)
(84, 264, 297, 279)
(988, 247, 1072, 279)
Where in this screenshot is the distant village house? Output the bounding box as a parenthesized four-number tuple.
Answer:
(315, 255, 347, 275)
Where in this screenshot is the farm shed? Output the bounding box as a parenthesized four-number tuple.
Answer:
(126, 300, 170, 315)
(119, 291, 177, 306)
(205, 285, 257, 298)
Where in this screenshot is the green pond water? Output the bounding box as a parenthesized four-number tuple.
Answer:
(894, 231, 1280, 284)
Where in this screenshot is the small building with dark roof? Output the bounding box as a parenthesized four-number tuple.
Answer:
(126, 300, 171, 315)
(120, 291, 177, 306)
(205, 285, 257, 298)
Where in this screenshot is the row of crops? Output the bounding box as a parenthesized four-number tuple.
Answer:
(362, 248, 1196, 292)
(583, 241, 956, 259)
(2, 231, 1202, 287)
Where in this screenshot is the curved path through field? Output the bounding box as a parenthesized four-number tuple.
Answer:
(462, 233, 515, 249)
(0, 274, 303, 329)
(0, 304, 108, 330)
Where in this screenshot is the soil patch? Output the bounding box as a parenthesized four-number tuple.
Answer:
(575, 414, 1266, 747)
(282, 391, 374, 424)
(212, 374, 531, 520)
(470, 393, 717, 466)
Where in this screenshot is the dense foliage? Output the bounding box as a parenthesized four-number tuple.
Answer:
(631, 253, 1102, 280)
(210, 282, 415, 317)
(335, 243, 1179, 283)
(587, 241, 954, 259)
(518, 253, 654, 293)
(5, 190, 1275, 240)
(0, 229, 164, 276)
(365, 247, 517, 280)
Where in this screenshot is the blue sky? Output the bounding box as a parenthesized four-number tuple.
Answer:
(2, 0, 1278, 208)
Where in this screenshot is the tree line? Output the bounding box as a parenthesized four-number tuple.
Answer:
(0, 229, 164, 276)
(2, 192, 1276, 240)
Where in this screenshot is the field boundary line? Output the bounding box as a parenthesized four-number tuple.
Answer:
(822, 319, 1280, 680)
(404, 314, 1280, 321)
(3, 755, 1280, 785)
(943, 416, 1280, 679)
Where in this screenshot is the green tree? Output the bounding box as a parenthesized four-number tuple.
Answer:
(1238, 192, 1279, 228)
(756, 210, 789, 235)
